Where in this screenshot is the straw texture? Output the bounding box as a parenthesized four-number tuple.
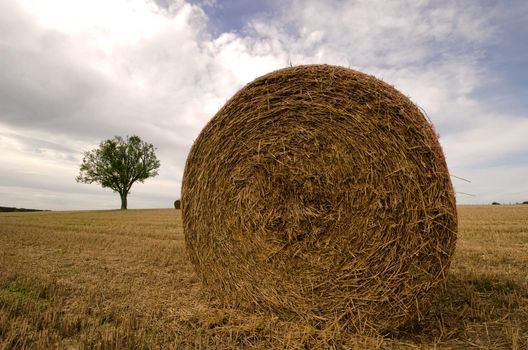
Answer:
(182, 64, 457, 333)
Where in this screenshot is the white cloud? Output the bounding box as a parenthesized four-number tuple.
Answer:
(0, 0, 287, 209)
(241, 0, 526, 203)
(0, 0, 526, 208)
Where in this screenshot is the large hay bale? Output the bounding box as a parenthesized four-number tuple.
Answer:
(182, 64, 457, 333)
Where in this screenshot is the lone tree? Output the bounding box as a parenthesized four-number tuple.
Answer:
(76, 135, 160, 210)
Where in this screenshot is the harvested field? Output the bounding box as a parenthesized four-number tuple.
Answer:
(0, 205, 527, 349)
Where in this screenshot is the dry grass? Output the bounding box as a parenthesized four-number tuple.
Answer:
(0, 205, 527, 349)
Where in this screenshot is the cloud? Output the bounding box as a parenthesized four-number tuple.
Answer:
(0, 0, 526, 209)
(241, 0, 527, 203)
(0, 0, 288, 209)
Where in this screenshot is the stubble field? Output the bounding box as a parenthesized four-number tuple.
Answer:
(1, 205, 527, 349)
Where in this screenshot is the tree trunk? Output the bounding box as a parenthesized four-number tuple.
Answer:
(120, 192, 127, 210)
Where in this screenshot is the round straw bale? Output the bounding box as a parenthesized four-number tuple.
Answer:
(182, 64, 457, 333)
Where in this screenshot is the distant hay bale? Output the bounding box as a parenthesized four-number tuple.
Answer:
(174, 199, 181, 209)
(182, 64, 457, 333)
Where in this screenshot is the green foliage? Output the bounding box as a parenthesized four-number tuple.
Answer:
(76, 135, 160, 209)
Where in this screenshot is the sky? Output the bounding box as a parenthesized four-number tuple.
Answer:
(0, 0, 527, 210)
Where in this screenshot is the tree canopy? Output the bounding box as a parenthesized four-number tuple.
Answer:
(76, 135, 160, 209)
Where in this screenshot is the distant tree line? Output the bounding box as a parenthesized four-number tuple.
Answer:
(0, 206, 48, 212)
(491, 201, 528, 205)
